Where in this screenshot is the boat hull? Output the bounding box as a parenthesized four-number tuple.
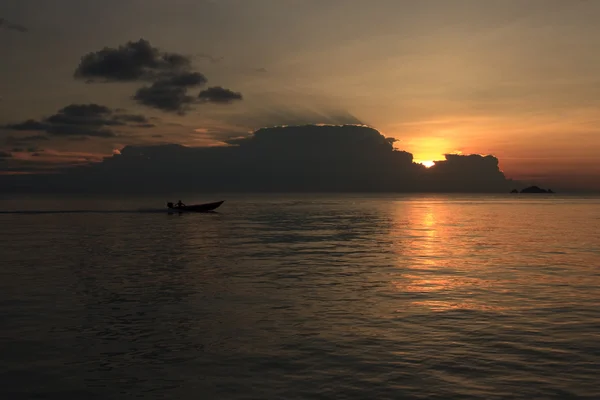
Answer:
(168, 201, 224, 213)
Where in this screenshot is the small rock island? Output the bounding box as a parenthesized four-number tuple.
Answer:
(511, 186, 555, 194)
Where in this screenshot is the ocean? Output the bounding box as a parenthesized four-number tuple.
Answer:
(1, 194, 599, 399)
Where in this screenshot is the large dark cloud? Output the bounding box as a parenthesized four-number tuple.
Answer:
(0, 124, 517, 193)
(0, 18, 27, 33)
(74, 39, 190, 82)
(198, 86, 243, 104)
(2, 103, 153, 139)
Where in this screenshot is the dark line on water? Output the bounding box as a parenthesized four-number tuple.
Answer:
(1, 209, 181, 215)
(0, 209, 221, 215)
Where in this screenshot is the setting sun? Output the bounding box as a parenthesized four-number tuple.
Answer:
(420, 161, 436, 168)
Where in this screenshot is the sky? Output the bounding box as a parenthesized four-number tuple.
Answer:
(1, 0, 600, 190)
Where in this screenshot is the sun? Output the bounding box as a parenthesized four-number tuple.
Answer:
(420, 160, 436, 168)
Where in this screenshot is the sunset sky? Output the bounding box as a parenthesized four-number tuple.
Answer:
(2, 0, 600, 189)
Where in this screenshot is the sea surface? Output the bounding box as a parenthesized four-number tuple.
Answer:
(1, 194, 599, 399)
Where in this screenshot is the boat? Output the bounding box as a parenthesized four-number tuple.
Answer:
(166, 200, 224, 212)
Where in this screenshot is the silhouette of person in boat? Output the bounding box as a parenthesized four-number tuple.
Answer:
(167, 200, 186, 209)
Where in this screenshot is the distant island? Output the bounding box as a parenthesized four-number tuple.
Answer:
(511, 186, 555, 194)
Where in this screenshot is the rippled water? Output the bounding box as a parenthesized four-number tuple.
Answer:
(1, 194, 599, 399)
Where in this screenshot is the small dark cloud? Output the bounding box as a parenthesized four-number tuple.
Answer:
(45, 124, 116, 138)
(46, 104, 119, 127)
(162, 72, 207, 87)
(198, 86, 243, 104)
(28, 135, 49, 141)
(4, 135, 50, 145)
(133, 72, 208, 113)
(134, 83, 194, 114)
(3, 103, 153, 138)
(74, 39, 191, 82)
(112, 113, 151, 124)
(59, 104, 112, 117)
(196, 53, 224, 64)
(221, 105, 364, 132)
(4, 120, 49, 131)
(4, 136, 48, 151)
(0, 18, 28, 33)
(10, 147, 39, 153)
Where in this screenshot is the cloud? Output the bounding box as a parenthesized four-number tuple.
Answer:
(134, 83, 195, 114)
(46, 125, 116, 138)
(0, 124, 515, 193)
(421, 153, 509, 192)
(45, 104, 117, 127)
(196, 53, 224, 64)
(4, 135, 50, 146)
(133, 72, 208, 113)
(0, 151, 11, 158)
(0, 18, 27, 33)
(198, 86, 243, 104)
(220, 105, 365, 133)
(74, 39, 191, 82)
(4, 120, 49, 131)
(2, 103, 153, 138)
(11, 147, 39, 153)
(0, 148, 107, 175)
(161, 72, 207, 87)
(112, 114, 152, 124)
(73, 40, 242, 114)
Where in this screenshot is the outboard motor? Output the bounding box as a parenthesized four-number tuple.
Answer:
(167, 202, 174, 209)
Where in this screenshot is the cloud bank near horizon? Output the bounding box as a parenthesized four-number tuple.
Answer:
(0, 124, 516, 193)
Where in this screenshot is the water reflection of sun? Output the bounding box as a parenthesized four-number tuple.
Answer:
(390, 200, 505, 313)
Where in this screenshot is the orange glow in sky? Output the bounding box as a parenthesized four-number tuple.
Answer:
(2, 0, 600, 189)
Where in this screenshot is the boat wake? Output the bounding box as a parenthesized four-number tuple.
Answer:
(0, 209, 217, 215)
